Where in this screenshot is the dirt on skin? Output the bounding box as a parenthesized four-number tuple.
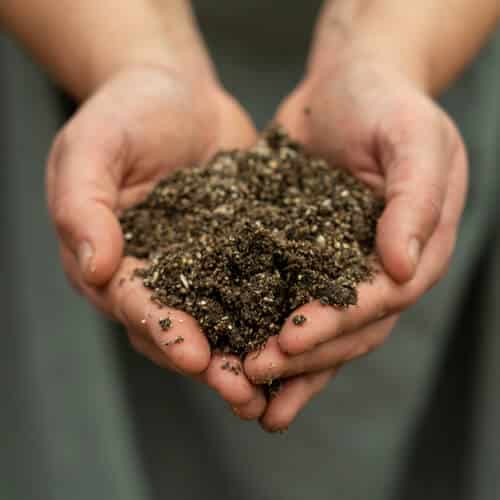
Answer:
(120, 126, 384, 358)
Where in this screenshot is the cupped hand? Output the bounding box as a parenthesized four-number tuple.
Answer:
(245, 56, 468, 431)
(47, 64, 266, 420)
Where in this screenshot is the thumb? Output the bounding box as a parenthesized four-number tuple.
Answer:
(376, 135, 451, 283)
(47, 132, 124, 286)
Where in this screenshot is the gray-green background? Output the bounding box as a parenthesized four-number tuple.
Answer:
(1, 3, 499, 499)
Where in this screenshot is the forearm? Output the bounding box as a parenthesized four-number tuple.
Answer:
(310, 0, 500, 95)
(0, 0, 214, 99)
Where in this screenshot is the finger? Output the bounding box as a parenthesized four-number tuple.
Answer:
(108, 257, 211, 375)
(245, 316, 397, 381)
(231, 394, 268, 421)
(47, 128, 125, 286)
(59, 244, 112, 314)
(279, 239, 440, 354)
(205, 89, 259, 155)
(64, 247, 264, 416)
(278, 163, 465, 358)
(245, 336, 285, 384)
(128, 338, 267, 419)
(376, 115, 456, 283)
(199, 353, 266, 419)
(129, 334, 267, 420)
(277, 273, 396, 355)
(260, 369, 335, 432)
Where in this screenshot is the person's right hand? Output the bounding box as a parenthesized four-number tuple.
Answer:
(244, 54, 468, 431)
(47, 64, 267, 420)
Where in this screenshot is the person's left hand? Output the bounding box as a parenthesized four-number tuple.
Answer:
(244, 55, 468, 432)
(46, 64, 267, 421)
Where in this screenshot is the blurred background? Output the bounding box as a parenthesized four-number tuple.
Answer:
(1, 3, 500, 500)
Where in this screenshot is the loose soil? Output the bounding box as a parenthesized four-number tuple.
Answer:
(292, 314, 307, 326)
(120, 127, 383, 359)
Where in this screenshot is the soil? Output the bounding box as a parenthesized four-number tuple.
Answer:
(220, 360, 243, 376)
(120, 126, 383, 360)
(292, 314, 307, 326)
(158, 317, 172, 331)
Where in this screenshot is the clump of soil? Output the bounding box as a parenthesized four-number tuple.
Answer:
(221, 360, 243, 376)
(163, 336, 185, 347)
(120, 127, 383, 358)
(158, 317, 172, 331)
(292, 314, 307, 326)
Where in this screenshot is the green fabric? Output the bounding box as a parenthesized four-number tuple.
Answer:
(0, 37, 150, 500)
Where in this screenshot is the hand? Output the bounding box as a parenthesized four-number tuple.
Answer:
(244, 54, 468, 431)
(47, 64, 267, 420)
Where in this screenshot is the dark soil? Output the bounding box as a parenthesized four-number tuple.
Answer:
(220, 360, 243, 376)
(292, 314, 307, 326)
(120, 126, 383, 359)
(158, 317, 172, 331)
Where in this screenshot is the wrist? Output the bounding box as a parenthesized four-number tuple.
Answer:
(83, 34, 216, 99)
(307, 31, 432, 96)
(2, 0, 218, 101)
(52, 0, 216, 100)
(309, 0, 499, 98)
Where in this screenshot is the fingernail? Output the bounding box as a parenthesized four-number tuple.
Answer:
(78, 241, 96, 275)
(408, 238, 421, 274)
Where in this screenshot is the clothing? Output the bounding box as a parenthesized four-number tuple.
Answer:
(0, 39, 149, 500)
(1, 3, 499, 498)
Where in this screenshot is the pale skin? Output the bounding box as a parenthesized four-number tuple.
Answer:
(2, 0, 499, 431)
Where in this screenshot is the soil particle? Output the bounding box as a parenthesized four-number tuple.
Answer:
(159, 317, 172, 331)
(292, 314, 307, 326)
(164, 336, 184, 347)
(221, 360, 242, 376)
